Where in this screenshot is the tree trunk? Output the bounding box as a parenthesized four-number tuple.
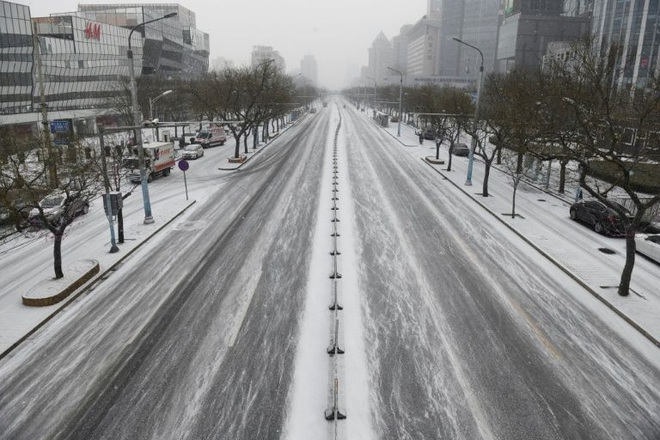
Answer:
(233, 135, 241, 158)
(446, 144, 453, 171)
(618, 228, 636, 296)
(559, 160, 567, 193)
(511, 179, 518, 219)
(53, 231, 64, 279)
(516, 152, 524, 174)
(482, 163, 491, 197)
(117, 208, 124, 243)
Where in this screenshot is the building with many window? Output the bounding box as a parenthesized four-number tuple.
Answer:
(1, 1, 139, 138)
(77, 3, 209, 78)
(367, 32, 394, 83)
(0, 1, 33, 120)
(591, 0, 659, 89)
(32, 15, 136, 115)
(496, 1, 591, 73)
(0, 1, 208, 140)
(251, 45, 285, 73)
(366, 0, 500, 87)
(455, 0, 500, 81)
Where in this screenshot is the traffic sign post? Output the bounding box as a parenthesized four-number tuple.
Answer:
(178, 159, 189, 200)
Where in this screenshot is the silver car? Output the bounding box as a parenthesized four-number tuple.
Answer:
(180, 143, 205, 160)
(28, 192, 89, 226)
(635, 233, 660, 263)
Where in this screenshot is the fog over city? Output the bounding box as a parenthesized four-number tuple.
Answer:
(22, 0, 426, 89)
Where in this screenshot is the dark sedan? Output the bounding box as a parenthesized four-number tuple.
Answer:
(569, 200, 633, 236)
(452, 143, 470, 156)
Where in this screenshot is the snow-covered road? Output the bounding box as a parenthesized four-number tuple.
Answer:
(0, 100, 658, 439)
(339, 104, 660, 439)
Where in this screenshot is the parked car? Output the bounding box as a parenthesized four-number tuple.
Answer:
(28, 192, 89, 226)
(569, 200, 633, 236)
(423, 128, 436, 140)
(452, 143, 470, 156)
(635, 233, 660, 263)
(180, 143, 205, 160)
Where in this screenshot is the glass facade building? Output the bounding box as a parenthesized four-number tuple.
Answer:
(592, 0, 660, 89)
(32, 14, 136, 114)
(0, 1, 33, 117)
(0, 2, 208, 138)
(78, 3, 210, 78)
(496, 1, 591, 73)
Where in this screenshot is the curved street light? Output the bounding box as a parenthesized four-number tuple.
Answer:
(452, 37, 484, 186)
(149, 89, 173, 120)
(127, 11, 177, 224)
(387, 67, 403, 137)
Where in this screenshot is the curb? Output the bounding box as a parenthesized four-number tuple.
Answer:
(22, 260, 100, 307)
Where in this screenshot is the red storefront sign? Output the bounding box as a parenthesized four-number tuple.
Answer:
(84, 23, 101, 40)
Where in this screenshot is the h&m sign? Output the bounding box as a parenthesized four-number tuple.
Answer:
(84, 22, 101, 40)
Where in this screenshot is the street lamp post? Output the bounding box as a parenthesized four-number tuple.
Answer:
(149, 89, 173, 141)
(452, 37, 484, 186)
(366, 76, 377, 110)
(149, 89, 173, 120)
(127, 12, 177, 224)
(97, 126, 119, 253)
(387, 67, 403, 137)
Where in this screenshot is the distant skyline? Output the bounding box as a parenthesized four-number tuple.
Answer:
(21, 0, 427, 90)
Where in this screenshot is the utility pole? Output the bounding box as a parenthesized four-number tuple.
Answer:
(33, 21, 58, 188)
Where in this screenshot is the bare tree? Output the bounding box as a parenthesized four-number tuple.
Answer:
(541, 38, 660, 296)
(0, 131, 101, 279)
(188, 62, 295, 160)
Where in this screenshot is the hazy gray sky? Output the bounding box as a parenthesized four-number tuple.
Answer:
(23, 0, 426, 90)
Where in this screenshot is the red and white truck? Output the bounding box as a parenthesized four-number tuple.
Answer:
(195, 125, 227, 148)
(124, 141, 176, 183)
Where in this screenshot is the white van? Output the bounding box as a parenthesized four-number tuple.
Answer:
(195, 126, 227, 148)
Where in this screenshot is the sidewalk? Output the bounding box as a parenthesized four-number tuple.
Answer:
(372, 112, 660, 347)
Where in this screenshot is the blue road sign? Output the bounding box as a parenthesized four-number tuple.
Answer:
(50, 120, 70, 133)
(178, 159, 189, 171)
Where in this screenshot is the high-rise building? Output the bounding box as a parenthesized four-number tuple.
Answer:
(591, 0, 659, 89)
(384, 0, 500, 86)
(405, 17, 443, 77)
(77, 3, 210, 78)
(367, 32, 394, 83)
(251, 45, 285, 73)
(0, 0, 139, 137)
(0, 1, 34, 122)
(392, 24, 413, 74)
(31, 14, 136, 115)
(1, 1, 208, 139)
(496, 0, 590, 72)
(456, 0, 500, 78)
(300, 55, 318, 84)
